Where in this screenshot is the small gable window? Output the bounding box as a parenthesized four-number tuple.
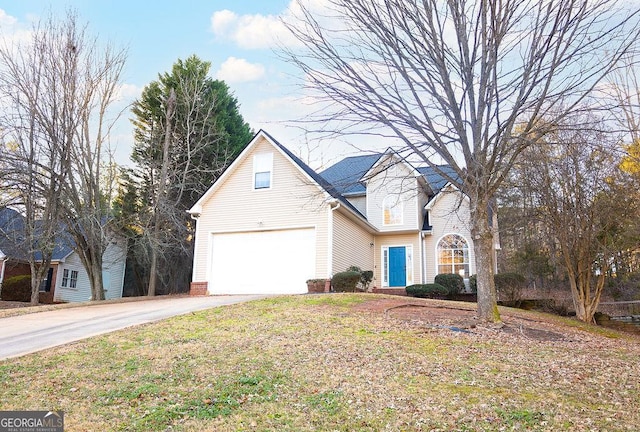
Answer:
(253, 153, 273, 190)
(383, 195, 402, 225)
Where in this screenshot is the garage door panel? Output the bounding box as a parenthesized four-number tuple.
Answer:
(209, 228, 315, 294)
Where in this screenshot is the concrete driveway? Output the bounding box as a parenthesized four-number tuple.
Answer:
(0, 295, 265, 360)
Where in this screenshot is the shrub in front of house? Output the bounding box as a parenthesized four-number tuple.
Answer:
(1, 274, 32, 302)
(405, 283, 448, 298)
(344, 266, 374, 291)
(434, 273, 465, 297)
(331, 271, 362, 292)
(494, 272, 527, 304)
(468, 274, 477, 293)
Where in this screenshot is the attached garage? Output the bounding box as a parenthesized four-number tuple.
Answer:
(208, 228, 316, 294)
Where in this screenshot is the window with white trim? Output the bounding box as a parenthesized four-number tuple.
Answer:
(61, 269, 79, 288)
(253, 153, 273, 190)
(70, 270, 78, 288)
(382, 195, 402, 225)
(437, 234, 470, 278)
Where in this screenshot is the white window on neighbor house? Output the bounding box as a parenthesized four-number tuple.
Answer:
(61, 269, 70, 287)
(437, 234, 470, 278)
(69, 270, 78, 288)
(62, 269, 79, 289)
(253, 152, 273, 190)
(382, 195, 403, 225)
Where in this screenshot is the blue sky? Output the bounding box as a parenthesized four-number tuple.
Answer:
(0, 0, 361, 168)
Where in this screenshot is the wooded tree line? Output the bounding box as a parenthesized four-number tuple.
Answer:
(0, 12, 251, 303)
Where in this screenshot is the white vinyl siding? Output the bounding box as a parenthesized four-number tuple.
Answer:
(345, 195, 366, 216)
(423, 188, 474, 283)
(332, 210, 374, 276)
(192, 136, 331, 284)
(366, 156, 420, 231)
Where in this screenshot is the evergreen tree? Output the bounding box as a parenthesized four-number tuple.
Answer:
(125, 55, 252, 295)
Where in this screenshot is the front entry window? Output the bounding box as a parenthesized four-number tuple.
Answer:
(437, 234, 470, 277)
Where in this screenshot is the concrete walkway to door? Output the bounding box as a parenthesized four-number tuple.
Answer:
(0, 295, 265, 360)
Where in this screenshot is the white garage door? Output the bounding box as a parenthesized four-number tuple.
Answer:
(209, 228, 316, 294)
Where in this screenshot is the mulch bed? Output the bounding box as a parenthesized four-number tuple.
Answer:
(352, 297, 639, 341)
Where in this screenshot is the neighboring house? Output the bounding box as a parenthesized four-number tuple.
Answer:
(0, 207, 127, 303)
(0, 207, 31, 292)
(188, 130, 498, 295)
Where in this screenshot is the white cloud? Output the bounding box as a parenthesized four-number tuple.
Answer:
(0, 9, 17, 27)
(215, 57, 265, 83)
(116, 83, 143, 101)
(210, 0, 320, 49)
(211, 9, 237, 37)
(0, 9, 33, 46)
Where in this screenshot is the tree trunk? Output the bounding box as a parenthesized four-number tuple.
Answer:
(30, 277, 39, 306)
(470, 200, 501, 323)
(148, 246, 157, 296)
(147, 88, 176, 297)
(90, 259, 105, 301)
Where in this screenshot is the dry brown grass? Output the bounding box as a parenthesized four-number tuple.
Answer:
(1, 294, 638, 431)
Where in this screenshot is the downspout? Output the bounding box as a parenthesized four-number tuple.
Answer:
(420, 232, 426, 284)
(188, 211, 201, 287)
(0, 257, 5, 295)
(327, 199, 341, 278)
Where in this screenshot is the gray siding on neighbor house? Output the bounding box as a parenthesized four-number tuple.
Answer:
(54, 240, 126, 302)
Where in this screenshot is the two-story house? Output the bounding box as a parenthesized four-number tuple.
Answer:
(188, 130, 490, 295)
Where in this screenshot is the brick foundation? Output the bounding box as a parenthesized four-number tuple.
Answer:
(189, 281, 208, 296)
(372, 287, 407, 296)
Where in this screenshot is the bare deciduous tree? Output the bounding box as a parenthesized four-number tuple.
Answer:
(0, 11, 127, 301)
(0, 13, 76, 304)
(282, 0, 640, 322)
(515, 114, 630, 323)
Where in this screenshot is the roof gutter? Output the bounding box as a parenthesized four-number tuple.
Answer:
(327, 199, 341, 277)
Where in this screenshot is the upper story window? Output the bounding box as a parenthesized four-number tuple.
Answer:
(253, 153, 273, 190)
(383, 195, 403, 225)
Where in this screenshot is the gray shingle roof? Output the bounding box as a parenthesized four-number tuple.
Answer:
(318, 154, 382, 196)
(417, 165, 459, 193)
(0, 207, 74, 262)
(258, 131, 459, 227)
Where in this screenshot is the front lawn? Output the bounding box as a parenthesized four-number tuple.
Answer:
(1, 294, 638, 431)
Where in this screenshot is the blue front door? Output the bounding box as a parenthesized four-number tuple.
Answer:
(389, 247, 406, 287)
